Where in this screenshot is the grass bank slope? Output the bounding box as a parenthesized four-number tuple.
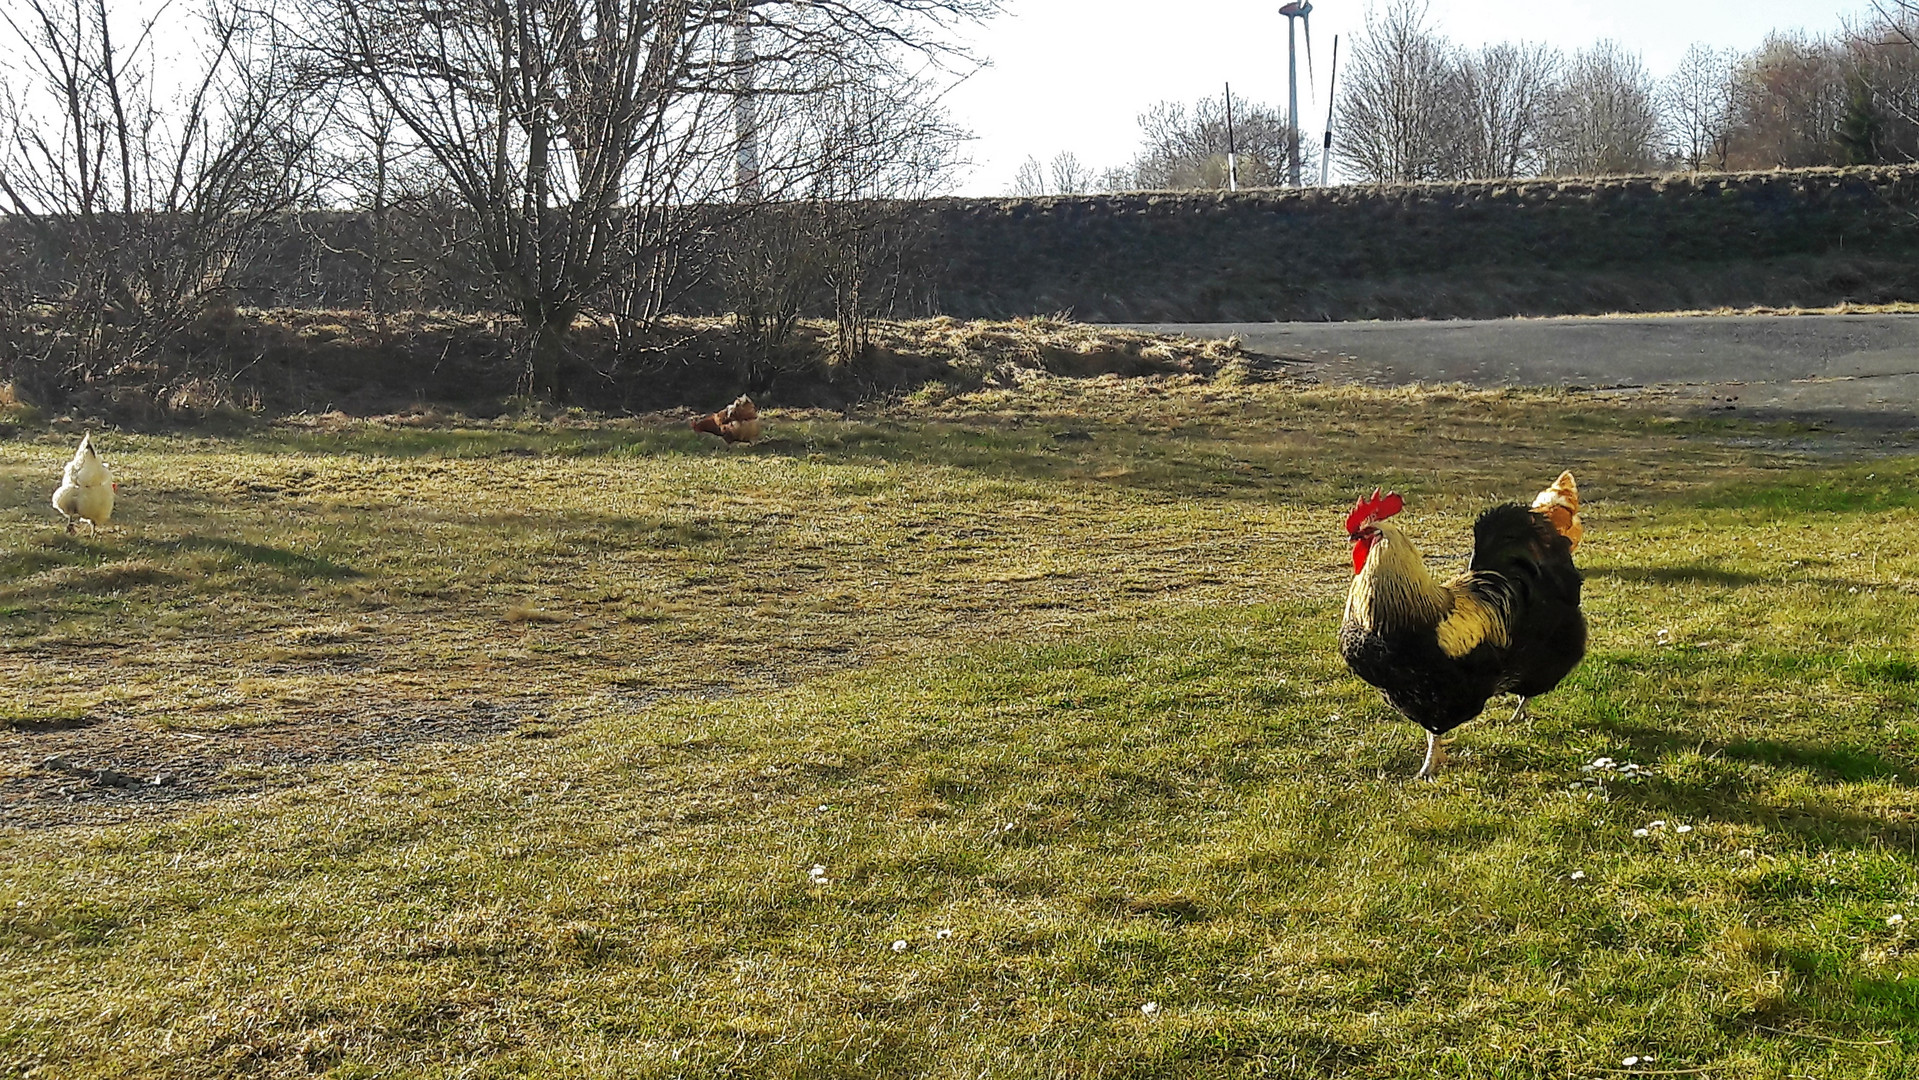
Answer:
(918, 167, 1919, 321)
(1, 378, 1917, 1077)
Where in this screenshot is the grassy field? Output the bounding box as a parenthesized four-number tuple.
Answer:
(2, 374, 1918, 1078)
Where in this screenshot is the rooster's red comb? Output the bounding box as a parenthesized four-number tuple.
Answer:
(1346, 488, 1405, 534)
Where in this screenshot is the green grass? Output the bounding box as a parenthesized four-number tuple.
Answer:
(2, 377, 1918, 1077)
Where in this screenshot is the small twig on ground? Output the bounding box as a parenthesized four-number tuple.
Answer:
(1757, 1026, 1899, 1047)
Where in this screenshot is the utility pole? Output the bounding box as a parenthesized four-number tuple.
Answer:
(1225, 83, 1238, 191)
(1321, 34, 1340, 186)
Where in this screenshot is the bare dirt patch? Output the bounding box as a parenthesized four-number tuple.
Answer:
(3, 695, 547, 827)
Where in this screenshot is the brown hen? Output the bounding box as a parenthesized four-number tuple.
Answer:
(691, 395, 763, 444)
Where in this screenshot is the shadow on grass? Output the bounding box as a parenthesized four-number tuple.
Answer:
(1571, 715, 1918, 852)
(752, 420, 1347, 502)
(1685, 458, 1919, 514)
(0, 548, 78, 581)
(2, 713, 103, 733)
(1591, 565, 1768, 587)
(168, 537, 361, 580)
(192, 415, 1305, 504)
(1848, 973, 1919, 1027)
(1719, 737, 1918, 785)
(1590, 565, 1887, 593)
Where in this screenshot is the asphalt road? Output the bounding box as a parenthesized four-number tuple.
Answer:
(1123, 314, 1919, 422)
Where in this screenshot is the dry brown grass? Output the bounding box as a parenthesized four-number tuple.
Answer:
(1578, 301, 1919, 319)
(3, 309, 1254, 423)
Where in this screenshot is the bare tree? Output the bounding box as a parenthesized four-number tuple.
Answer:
(316, 0, 715, 400)
(1877, 0, 1919, 42)
(1453, 42, 1561, 179)
(1002, 151, 1096, 196)
(1131, 95, 1305, 189)
(1848, 5, 1919, 161)
(314, 0, 994, 401)
(1048, 152, 1096, 195)
(0, 0, 328, 396)
(1006, 156, 1047, 196)
(1544, 41, 1663, 175)
(1093, 164, 1134, 192)
(1336, 0, 1460, 183)
(717, 58, 968, 371)
(1727, 32, 1847, 168)
(812, 78, 968, 361)
(1661, 44, 1739, 170)
(306, 85, 456, 321)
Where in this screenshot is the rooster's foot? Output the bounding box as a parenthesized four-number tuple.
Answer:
(1414, 731, 1450, 781)
(1509, 696, 1531, 723)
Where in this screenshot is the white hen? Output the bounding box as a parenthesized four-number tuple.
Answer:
(51, 433, 116, 534)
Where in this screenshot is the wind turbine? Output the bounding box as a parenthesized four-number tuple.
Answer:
(1279, 2, 1315, 187)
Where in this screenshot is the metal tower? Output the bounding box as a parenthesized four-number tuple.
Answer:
(1279, 2, 1315, 187)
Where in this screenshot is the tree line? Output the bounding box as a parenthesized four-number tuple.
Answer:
(1009, 95, 1318, 196)
(0, 0, 994, 403)
(1011, 0, 1919, 195)
(1334, 0, 1919, 183)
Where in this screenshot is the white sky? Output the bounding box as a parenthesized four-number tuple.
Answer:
(943, 0, 1874, 195)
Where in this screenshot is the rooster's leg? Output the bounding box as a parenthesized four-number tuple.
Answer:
(1414, 731, 1449, 781)
(1509, 696, 1530, 723)
(64, 519, 76, 535)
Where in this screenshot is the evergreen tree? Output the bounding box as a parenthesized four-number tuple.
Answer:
(1836, 73, 1885, 165)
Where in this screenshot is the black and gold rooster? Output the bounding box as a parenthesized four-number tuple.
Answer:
(1339, 473, 1588, 779)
